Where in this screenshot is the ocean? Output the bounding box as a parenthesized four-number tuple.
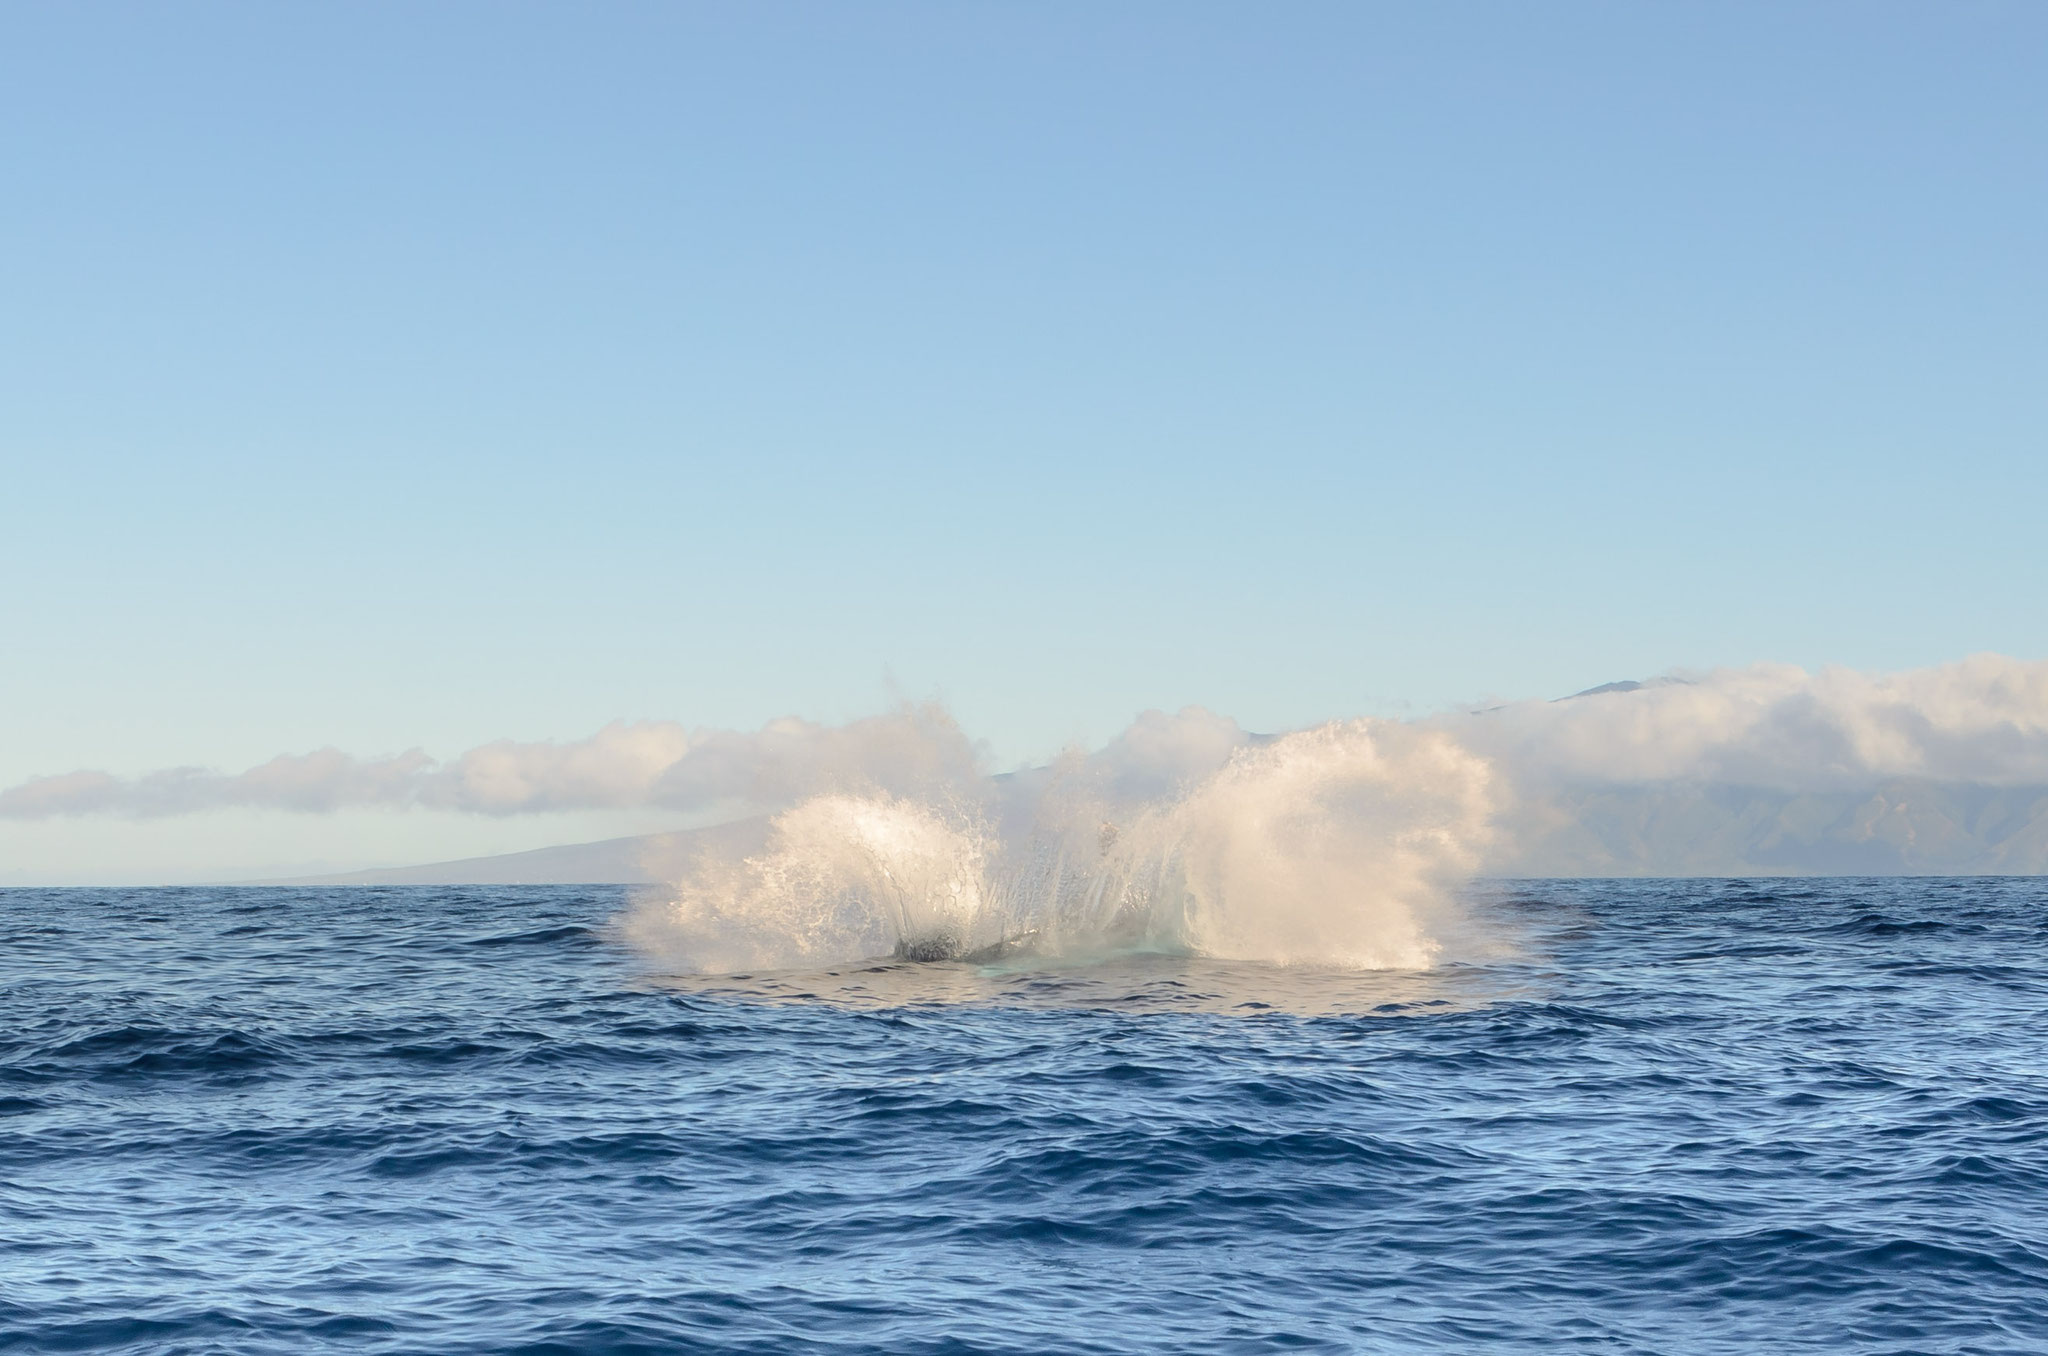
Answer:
(3, 878, 2045, 1354)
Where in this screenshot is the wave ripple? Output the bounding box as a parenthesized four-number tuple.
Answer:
(3, 879, 2047, 1353)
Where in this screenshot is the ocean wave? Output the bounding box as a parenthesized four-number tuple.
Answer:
(5, 880, 2048, 1353)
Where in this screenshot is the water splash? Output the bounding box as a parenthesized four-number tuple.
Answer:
(626, 717, 1495, 974)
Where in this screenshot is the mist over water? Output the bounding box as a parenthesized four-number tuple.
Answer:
(626, 719, 1496, 975)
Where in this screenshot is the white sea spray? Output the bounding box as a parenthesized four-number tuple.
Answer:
(625, 718, 1495, 973)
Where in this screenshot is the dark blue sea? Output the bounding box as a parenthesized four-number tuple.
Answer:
(4, 879, 2046, 1354)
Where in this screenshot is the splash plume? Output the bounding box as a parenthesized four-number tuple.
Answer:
(625, 719, 1496, 973)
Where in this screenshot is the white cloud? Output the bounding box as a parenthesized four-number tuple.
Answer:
(1447, 653, 2048, 790)
(0, 750, 439, 818)
(648, 703, 981, 813)
(423, 721, 690, 814)
(9, 654, 2047, 882)
(0, 707, 977, 820)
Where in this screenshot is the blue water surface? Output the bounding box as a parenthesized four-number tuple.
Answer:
(3, 879, 2046, 1354)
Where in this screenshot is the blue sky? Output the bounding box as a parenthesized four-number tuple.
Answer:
(4, 3, 2045, 878)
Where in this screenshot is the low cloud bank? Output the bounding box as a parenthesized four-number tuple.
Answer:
(8, 655, 2048, 875)
(0, 706, 975, 820)
(1444, 653, 2048, 874)
(1448, 653, 2048, 791)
